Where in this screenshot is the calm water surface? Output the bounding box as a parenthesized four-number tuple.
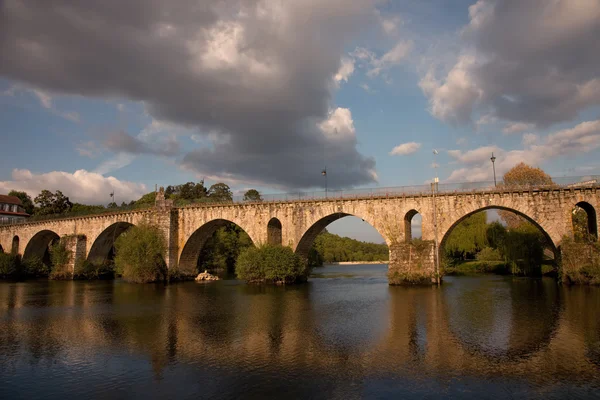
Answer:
(1, 264, 600, 399)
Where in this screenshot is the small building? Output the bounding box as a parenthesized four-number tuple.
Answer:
(0, 194, 30, 224)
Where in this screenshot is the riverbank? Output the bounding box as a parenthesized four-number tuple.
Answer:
(325, 261, 387, 265)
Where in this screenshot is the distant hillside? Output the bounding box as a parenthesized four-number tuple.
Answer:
(309, 231, 389, 266)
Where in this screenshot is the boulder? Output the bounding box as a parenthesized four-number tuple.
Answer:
(195, 270, 220, 282)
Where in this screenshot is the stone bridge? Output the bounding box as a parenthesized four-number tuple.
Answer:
(1, 186, 598, 283)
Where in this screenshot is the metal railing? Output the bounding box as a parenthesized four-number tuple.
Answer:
(1, 175, 598, 226)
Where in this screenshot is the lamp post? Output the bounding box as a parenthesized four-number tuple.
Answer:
(432, 149, 440, 286)
(109, 190, 115, 207)
(490, 152, 497, 187)
(321, 168, 327, 199)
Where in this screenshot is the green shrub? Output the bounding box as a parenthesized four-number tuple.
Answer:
(236, 245, 310, 284)
(22, 255, 49, 277)
(74, 259, 114, 280)
(476, 247, 502, 262)
(114, 222, 167, 283)
(49, 241, 73, 280)
(0, 252, 20, 278)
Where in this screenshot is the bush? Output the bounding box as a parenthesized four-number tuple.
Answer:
(23, 255, 49, 277)
(236, 245, 310, 284)
(114, 222, 167, 283)
(0, 252, 20, 278)
(49, 241, 73, 280)
(561, 236, 600, 285)
(74, 259, 114, 280)
(476, 247, 502, 262)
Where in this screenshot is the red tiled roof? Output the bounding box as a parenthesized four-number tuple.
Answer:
(0, 194, 23, 206)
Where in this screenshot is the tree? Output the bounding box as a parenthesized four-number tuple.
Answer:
(34, 190, 73, 216)
(444, 212, 488, 260)
(114, 222, 167, 283)
(499, 163, 554, 229)
(8, 190, 35, 215)
(208, 183, 233, 202)
(243, 189, 262, 202)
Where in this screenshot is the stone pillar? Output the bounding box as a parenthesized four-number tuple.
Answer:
(388, 241, 438, 285)
(61, 235, 87, 277)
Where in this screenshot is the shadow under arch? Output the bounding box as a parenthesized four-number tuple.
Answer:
(440, 206, 558, 258)
(12, 235, 19, 255)
(295, 212, 388, 259)
(88, 222, 134, 264)
(575, 201, 598, 239)
(23, 230, 60, 264)
(267, 217, 282, 246)
(0, 243, 3, 253)
(179, 219, 255, 275)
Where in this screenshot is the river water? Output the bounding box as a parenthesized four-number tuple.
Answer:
(1, 264, 600, 399)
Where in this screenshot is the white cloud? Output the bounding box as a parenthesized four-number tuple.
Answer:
(318, 107, 356, 140)
(522, 133, 538, 146)
(503, 122, 534, 134)
(93, 153, 137, 175)
(367, 41, 413, 78)
(334, 57, 355, 84)
(0, 169, 147, 205)
(390, 142, 421, 156)
(32, 89, 52, 108)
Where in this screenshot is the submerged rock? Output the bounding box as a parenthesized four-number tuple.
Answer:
(195, 270, 220, 282)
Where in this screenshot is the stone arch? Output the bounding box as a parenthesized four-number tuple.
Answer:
(574, 201, 598, 239)
(179, 219, 255, 275)
(0, 243, 3, 253)
(439, 206, 557, 257)
(267, 217, 282, 245)
(88, 222, 134, 264)
(404, 209, 420, 242)
(23, 230, 60, 264)
(295, 212, 388, 259)
(11, 235, 19, 255)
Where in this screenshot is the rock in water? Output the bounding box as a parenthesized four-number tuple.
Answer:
(195, 270, 219, 281)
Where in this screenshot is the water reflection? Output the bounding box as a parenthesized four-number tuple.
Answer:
(1, 266, 600, 398)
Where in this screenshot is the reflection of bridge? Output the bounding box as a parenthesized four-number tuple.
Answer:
(0, 182, 598, 282)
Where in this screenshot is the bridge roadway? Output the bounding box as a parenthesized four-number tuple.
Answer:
(0, 185, 598, 283)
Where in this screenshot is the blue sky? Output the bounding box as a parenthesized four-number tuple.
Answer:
(1, 0, 599, 243)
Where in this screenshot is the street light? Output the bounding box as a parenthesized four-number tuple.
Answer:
(321, 168, 327, 199)
(490, 152, 497, 187)
(432, 149, 440, 286)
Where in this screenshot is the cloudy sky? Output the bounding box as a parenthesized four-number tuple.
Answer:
(1, 0, 599, 241)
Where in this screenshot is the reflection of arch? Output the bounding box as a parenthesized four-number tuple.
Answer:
(440, 206, 557, 257)
(267, 218, 282, 246)
(88, 222, 133, 264)
(404, 209, 420, 242)
(179, 219, 254, 274)
(23, 230, 60, 264)
(575, 201, 598, 239)
(11, 236, 19, 255)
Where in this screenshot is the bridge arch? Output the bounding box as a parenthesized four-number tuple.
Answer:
(0, 243, 3, 253)
(11, 235, 19, 255)
(179, 219, 255, 275)
(574, 201, 598, 240)
(267, 217, 282, 246)
(88, 222, 134, 264)
(23, 230, 60, 264)
(404, 209, 421, 242)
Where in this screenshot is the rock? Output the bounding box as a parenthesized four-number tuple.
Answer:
(195, 270, 220, 282)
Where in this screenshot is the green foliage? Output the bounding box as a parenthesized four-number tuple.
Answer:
(198, 224, 253, 272)
(445, 212, 488, 260)
(388, 269, 433, 285)
(34, 189, 73, 216)
(310, 231, 389, 263)
(476, 247, 502, 262)
(8, 190, 35, 214)
(208, 183, 233, 202)
(307, 246, 324, 268)
(49, 241, 73, 280)
(135, 192, 157, 206)
(167, 181, 208, 201)
(114, 222, 167, 283)
(236, 245, 310, 284)
(22, 255, 49, 277)
(71, 203, 106, 214)
(0, 252, 20, 278)
(501, 223, 545, 276)
(243, 189, 262, 202)
(561, 236, 600, 285)
(74, 259, 114, 280)
(445, 261, 510, 276)
(572, 206, 595, 243)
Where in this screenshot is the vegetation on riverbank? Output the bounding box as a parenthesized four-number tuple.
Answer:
(236, 245, 310, 284)
(308, 230, 389, 267)
(561, 236, 600, 285)
(0, 253, 49, 280)
(114, 223, 167, 283)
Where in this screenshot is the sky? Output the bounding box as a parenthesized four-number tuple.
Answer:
(1, 0, 599, 243)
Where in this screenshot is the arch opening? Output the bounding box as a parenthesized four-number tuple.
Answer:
(441, 207, 556, 276)
(0, 244, 3, 253)
(572, 202, 598, 242)
(267, 218, 282, 246)
(295, 213, 389, 266)
(88, 222, 134, 264)
(179, 219, 254, 275)
(23, 230, 60, 268)
(11, 236, 19, 255)
(404, 209, 422, 242)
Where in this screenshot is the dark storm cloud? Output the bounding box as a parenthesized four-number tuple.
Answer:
(422, 0, 600, 127)
(0, 0, 378, 189)
(104, 131, 180, 157)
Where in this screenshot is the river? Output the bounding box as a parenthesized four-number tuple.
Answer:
(1, 264, 600, 399)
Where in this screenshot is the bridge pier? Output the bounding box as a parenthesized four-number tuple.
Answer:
(388, 241, 438, 285)
(61, 234, 87, 277)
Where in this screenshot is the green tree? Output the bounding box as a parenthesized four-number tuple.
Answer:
(243, 189, 262, 202)
(198, 224, 253, 272)
(444, 212, 488, 260)
(34, 190, 73, 216)
(236, 245, 310, 284)
(208, 183, 233, 202)
(8, 190, 35, 214)
(114, 222, 167, 283)
(135, 192, 156, 206)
